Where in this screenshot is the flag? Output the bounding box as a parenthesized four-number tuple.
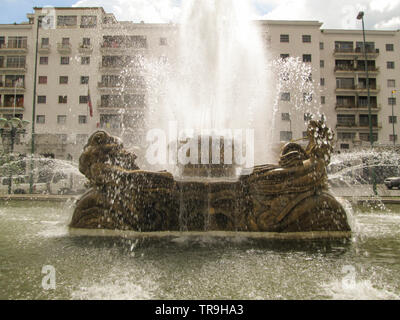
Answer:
(87, 86, 93, 117)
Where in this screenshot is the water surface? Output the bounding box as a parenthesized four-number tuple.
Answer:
(0, 200, 399, 300)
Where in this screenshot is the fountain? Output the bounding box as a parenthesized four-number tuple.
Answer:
(70, 0, 350, 235)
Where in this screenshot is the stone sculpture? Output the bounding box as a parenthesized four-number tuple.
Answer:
(70, 120, 350, 233)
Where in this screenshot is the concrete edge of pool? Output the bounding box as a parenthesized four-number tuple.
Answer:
(68, 228, 352, 240)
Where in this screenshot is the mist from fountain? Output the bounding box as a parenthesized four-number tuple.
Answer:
(145, 0, 274, 172)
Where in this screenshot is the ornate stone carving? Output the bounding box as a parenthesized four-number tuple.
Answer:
(70, 121, 350, 233)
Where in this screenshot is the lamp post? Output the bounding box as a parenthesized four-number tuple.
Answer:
(357, 11, 377, 195)
(29, 16, 41, 194)
(0, 117, 30, 194)
(391, 90, 397, 147)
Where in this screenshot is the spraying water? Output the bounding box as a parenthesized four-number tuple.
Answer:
(145, 0, 273, 168)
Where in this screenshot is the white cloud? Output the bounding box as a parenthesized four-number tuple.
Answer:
(72, 0, 400, 29)
(258, 0, 400, 29)
(73, 0, 181, 23)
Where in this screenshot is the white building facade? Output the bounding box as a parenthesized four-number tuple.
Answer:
(1, 7, 400, 161)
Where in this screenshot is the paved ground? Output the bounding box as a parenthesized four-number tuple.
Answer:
(0, 194, 79, 202)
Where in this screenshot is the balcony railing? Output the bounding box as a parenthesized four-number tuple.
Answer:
(336, 122, 381, 129)
(0, 103, 25, 110)
(0, 82, 26, 91)
(0, 43, 28, 53)
(57, 43, 72, 54)
(38, 44, 51, 54)
(78, 43, 93, 54)
(98, 82, 120, 88)
(334, 66, 380, 73)
(335, 103, 380, 110)
(334, 47, 379, 56)
(0, 64, 27, 71)
(335, 84, 380, 93)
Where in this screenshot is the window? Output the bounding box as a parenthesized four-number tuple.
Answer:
(58, 96, 67, 104)
(340, 144, 350, 150)
(389, 116, 397, 124)
(389, 97, 397, 105)
(61, 37, 70, 45)
(386, 44, 394, 52)
(281, 113, 290, 121)
(338, 132, 355, 140)
(359, 133, 378, 142)
(41, 37, 49, 47)
(39, 56, 48, 65)
(81, 56, 90, 65)
(57, 16, 77, 27)
(320, 78, 325, 86)
(78, 115, 87, 124)
(303, 54, 312, 63)
(280, 34, 289, 43)
(59, 76, 68, 84)
(390, 135, 398, 142)
(319, 42, 324, 50)
(280, 54, 289, 60)
(388, 79, 396, 88)
(280, 92, 290, 101)
(81, 16, 97, 28)
(302, 35, 311, 43)
(320, 60, 324, 68)
(321, 96, 326, 104)
(7, 36, 27, 49)
(280, 131, 292, 141)
(57, 115, 67, 124)
(81, 76, 89, 84)
(337, 114, 356, 126)
(77, 134, 89, 145)
(37, 96, 46, 104)
(61, 56, 70, 65)
(304, 113, 313, 121)
(303, 93, 313, 103)
(6, 56, 25, 68)
(79, 95, 88, 104)
(160, 37, 168, 46)
(36, 115, 45, 124)
(82, 37, 91, 46)
(335, 41, 353, 52)
(387, 61, 395, 69)
(38, 76, 47, 84)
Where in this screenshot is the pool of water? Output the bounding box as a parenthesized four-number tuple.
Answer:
(1, 199, 399, 300)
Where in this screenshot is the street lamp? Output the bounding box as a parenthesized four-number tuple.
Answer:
(357, 11, 377, 195)
(29, 15, 41, 193)
(391, 90, 397, 147)
(0, 117, 30, 194)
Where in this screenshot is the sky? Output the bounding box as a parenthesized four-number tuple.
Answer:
(1, 0, 400, 30)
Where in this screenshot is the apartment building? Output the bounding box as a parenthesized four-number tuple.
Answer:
(1, 7, 399, 161)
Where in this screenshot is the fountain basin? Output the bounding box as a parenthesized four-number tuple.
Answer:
(70, 120, 350, 234)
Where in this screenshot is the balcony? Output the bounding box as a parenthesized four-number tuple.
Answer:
(100, 43, 147, 54)
(335, 84, 380, 94)
(334, 66, 380, 75)
(0, 64, 27, 73)
(98, 62, 124, 73)
(38, 44, 51, 54)
(0, 82, 26, 93)
(336, 122, 381, 130)
(78, 43, 93, 54)
(57, 43, 72, 54)
(335, 103, 381, 112)
(0, 103, 25, 112)
(333, 47, 379, 58)
(0, 43, 28, 54)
